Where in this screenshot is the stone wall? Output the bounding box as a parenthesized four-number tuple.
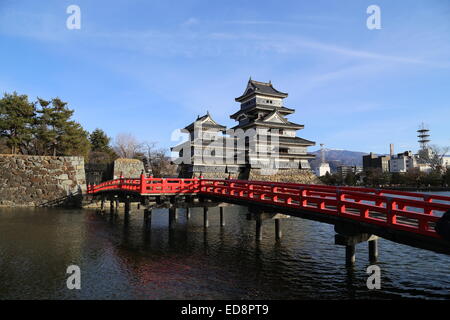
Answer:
(112, 158, 145, 178)
(0, 154, 86, 207)
(248, 168, 321, 184)
(85, 163, 113, 185)
(190, 167, 320, 184)
(191, 172, 239, 179)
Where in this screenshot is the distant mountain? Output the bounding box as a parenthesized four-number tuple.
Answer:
(309, 149, 368, 173)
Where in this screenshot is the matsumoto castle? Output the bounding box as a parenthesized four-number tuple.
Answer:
(172, 79, 317, 181)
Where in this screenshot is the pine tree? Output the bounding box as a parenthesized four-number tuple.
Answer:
(89, 128, 111, 152)
(34, 98, 56, 155)
(0, 92, 35, 154)
(48, 98, 75, 156)
(59, 121, 91, 157)
(88, 128, 117, 163)
(35, 97, 90, 157)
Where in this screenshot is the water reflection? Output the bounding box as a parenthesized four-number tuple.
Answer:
(1, 201, 450, 299)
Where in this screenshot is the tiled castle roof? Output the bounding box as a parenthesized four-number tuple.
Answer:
(235, 79, 288, 102)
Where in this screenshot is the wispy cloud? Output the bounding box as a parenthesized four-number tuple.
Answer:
(223, 19, 330, 29)
(182, 17, 199, 27)
(1, 6, 448, 69)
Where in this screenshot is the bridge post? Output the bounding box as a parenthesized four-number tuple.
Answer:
(100, 198, 105, 212)
(124, 198, 131, 217)
(109, 200, 114, 214)
(335, 224, 378, 267)
(219, 207, 225, 227)
(140, 173, 146, 194)
(346, 245, 356, 266)
(115, 199, 119, 214)
(186, 207, 190, 220)
(256, 217, 263, 241)
(275, 219, 282, 240)
(144, 209, 152, 229)
(368, 239, 378, 263)
(169, 207, 176, 229)
(203, 207, 209, 228)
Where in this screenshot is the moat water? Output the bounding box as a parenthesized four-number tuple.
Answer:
(1, 192, 450, 300)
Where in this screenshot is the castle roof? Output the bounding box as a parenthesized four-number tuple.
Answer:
(230, 105, 295, 119)
(184, 112, 226, 131)
(235, 79, 288, 102)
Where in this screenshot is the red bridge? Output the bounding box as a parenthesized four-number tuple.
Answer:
(87, 175, 450, 265)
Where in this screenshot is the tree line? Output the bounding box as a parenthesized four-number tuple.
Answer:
(0, 91, 176, 177)
(0, 92, 91, 156)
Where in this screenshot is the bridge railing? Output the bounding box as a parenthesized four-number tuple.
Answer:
(140, 176, 200, 194)
(87, 175, 201, 195)
(199, 179, 450, 238)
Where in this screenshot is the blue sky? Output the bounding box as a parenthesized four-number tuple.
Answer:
(1, 0, 449, 154)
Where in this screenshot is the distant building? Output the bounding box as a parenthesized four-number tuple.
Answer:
(442, 156, 450, 169)
(416, 163, 432, 173)
(363, 126, 450, 175)
(337, 165, 362, 178)
(314, 143, 331, 177)
(363, 153, 390, 172)
(315, 163, 331, 177)
(389, 151, 417, 173)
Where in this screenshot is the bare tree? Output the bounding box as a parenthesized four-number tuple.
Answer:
(140, 141, 157, 174)
(112, 133, 142, 158)
(418, 144, 450, 172)
(140, 141, 177, 177)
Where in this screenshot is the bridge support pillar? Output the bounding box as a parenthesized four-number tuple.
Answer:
(203, 207, 209, 228)
(124, 199, 131, 217)
(115, 199, 119, 214)
(220, 207, 225, 227)
(335, 224, 379, 267)
(368, 239, 378, 263)
(144, 209, 152, 229)
(186, 208, 190, 220)
(345, 245, 356, 266)
(169, 207, 176, 229)
(256, 217, 263, 241)
(275, 219, 282, 240)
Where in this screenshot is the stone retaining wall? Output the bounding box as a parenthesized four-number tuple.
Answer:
(191, 168, 321, 184)
(248, 168, 321, 184)
(0, 154, 86, 207)
(191, 172, 239, 179)
(112, 158, 145, 178)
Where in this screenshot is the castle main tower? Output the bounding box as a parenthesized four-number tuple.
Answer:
(230, 79, 315, 171)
